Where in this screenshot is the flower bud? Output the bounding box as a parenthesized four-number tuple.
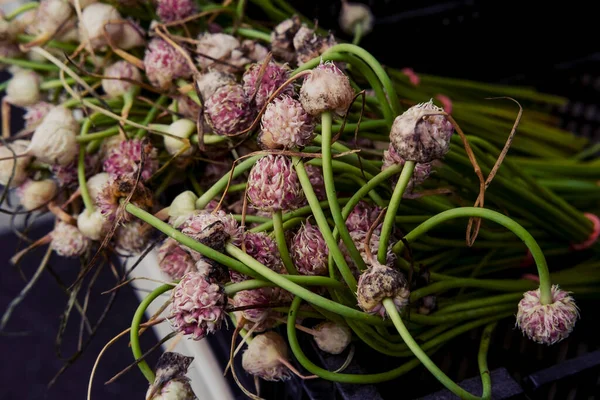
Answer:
(290, 219, 328, 276)
(242, 331, 291, 381)
(293, 26, 336, 66)
(232, 289, 276, 332)
(79, 3, 123, 50)
(168, 190, 198, 228)
(6, 70, 41, 107)
(357, 263, 410, 317)
(0, 140, 31, 187)
(164, 119, 196, 157)
(115, 220, 151, 254)
(42, 106, 79, 133)
(147, 352, 196, 400)
(101, 61, 142, 98)
(242, 60, 293, 110)
(96, 177, 153, 222)
(204, 83, 254, 136)
(345, 200, 381, 234)
(51, 221, 90, 257)
(299, 62, 354, 116)
(247, 155, 304, 212)
(516, 285, 579, 345)
(27, 0, 73, 37)
(158, 238, 196, 280)
(196, 33, 248, 72)
(389, 100, 454, 163)
(17, 179, 58, 211)
(169, 272, 226, 340)
(156, 0, 197, 23)
(258, 96, 314, 150)
(195, 70, 235, 101)
(116, 20, 145, 50)
(241, 39, 269, 63)
(144, 38, 192, 90)
(180, 209, 242, 250)
(230, 232, 283, 283)
(339, 1, 374, 36)
(86, 172, 110, 205)
(77, 208, 108, 241)
(176, 95, 201, 120)
(382, 143, 432, 193)
(313, 322, 351, 354)
(103, 138, 158, 181)
(270, 15, 302, 63)
(28, 116, 79, 166)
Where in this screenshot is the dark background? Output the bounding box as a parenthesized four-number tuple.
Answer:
(1, 1, 598, 399)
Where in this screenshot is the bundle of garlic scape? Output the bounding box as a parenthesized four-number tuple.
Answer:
(1, 1, 598, 399)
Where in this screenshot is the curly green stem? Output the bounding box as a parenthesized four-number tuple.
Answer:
(478, 322, 497, 400)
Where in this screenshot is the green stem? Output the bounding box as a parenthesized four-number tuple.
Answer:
(195, 155, 260, 209)
(0, 57, 58, 71)
(225, 27, 271, 42)
(17, 34, 79, 52)
(131, 284, 173, 383)
(5, 2, 38, 20)
(79, 118, 94, 211)
(287, 296, 429, 383)
(224, 276, 346, 295)
(352, 23, 363, 45)
(394, 207, 553, 305)
(378, 161, 415, 264)
(273, 210, 297, 275)
(322, 112, 367, 272)
(384, 298, 481, 400)
(293, 156, 358, 292)
(478, 322, 497, 400)
(226, 244, 385, 325)
(135, 95, 168, 138)
(438, 293, 523, 315)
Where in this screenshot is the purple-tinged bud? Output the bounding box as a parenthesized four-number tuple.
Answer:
(96, 177, 153, 223)
(345, 200, 382, 234)
(115, 220, 151, 254)
(144, 38, 192, 90)
(204, 83, 254, 136)
(196, 33, 248, 72)
(339, 2, 374, 36)
(516, 285, 579, 345)
(6, 70, 41, 107)
(147, 352, 196, 400)
(241, 39, 269, 63)
(304, 164, 326, 201)
(390, 99, 454, 163)
(169, 272, 226, 340)
(233, 289, 276, 332)
(290, 220, 328, 276)
(102, 61, 142, 98)
(242, 60, 293, 110)
(180, 209, 242, 249)
(382, 143, 432, 193)
(158, 238, 197, 280)
(78, 3, 123, 50)
(27, 0, 73, 37)
(195, 70, 235, 101)
(168, 190, 198, 228)
(340, 231, 396, 278)
(270, 15, 302, 63)
(23, 102, 53, 129)
(313, 321, 351, 354)
(242, 331, 291, 381)
(357, 263, 410, 317)
(258, 96, 314, 150)
(247, 155, 304, 212)
(0, 140, 31, 187)
(299, 62, 354, 116)
(230, 232, 283, 283)
(77, 209, 108, 241)
(293, 26, 337, 66)
(156, 0, 197, 23)
(51, 221, 90, 257)
(17, 179, 57, 211)
(102, 138, 158, 181)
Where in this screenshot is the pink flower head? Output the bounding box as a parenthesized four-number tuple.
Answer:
(230, 232, 283, 282)
(115, 220, 151, 254)
(144, 38, 192, 90)
(102, 60, 142, 98)
(293, 26, 337, 66)
(258, 96, 314, 150)
(357, 263, 410, 317)
(204, 83, 255, 136)
(242, 60, 293, 110)
(158, 238, 197, 280)
(516, 285, 579, 345)
(232, 289, 276, 332)
(382, 143, 432, 194)
(247, 155, 304, 212)
(340, 230, 397, 278)
(169, 272, 226, 340)
(390, 99, 454, 163)
(156, 0, 197, 22)
(304, 164, 325, 201)
(180, 209, 242, 250)
(345, 200, 382, 234)
(51, 154, 98, 188)
(290, 219, 328, 276)
(102, 138, 158, 181)
(51, 221, 90, 257)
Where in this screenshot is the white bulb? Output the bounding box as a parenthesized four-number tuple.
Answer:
(28, 120, 78, 166)
(77, 208, 107, 240)
(0, 140, 32, 187)
(86, 172, 110, 204)
(79, 3, 123, 50)
(6, 70, 41, 107)
(164, 119, 196, 156)
(18, 179, 57, 211)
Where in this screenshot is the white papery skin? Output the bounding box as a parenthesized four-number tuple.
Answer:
(147, 379, 196, 400)
(164, 119, 196, 156)
(242, 331, 291, 381)
(27, 0, 73, 37)
(299, 62, 354, 116)
(28, 120, 78, 166)
(168, 190, 198, 228)
(78, 3, 123, 50)
(339, 2, 374, 35)
(313, 321, 352, 354)
(43, 106, 79, 132)
(86, 172, 110, 205)
(195, 70, 235, 100)
(0, 140, 31, 187)
(77, 208, 107, 241)
(6, 70, 41, 107)
(102, 60, 142, 98)
(18, 179, 57, 211)
(68, 0, 97, 8)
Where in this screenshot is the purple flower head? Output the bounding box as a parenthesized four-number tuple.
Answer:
(204, 84, 255, 136)
(102, 138, 158, 181)
(258, 96, 314, 150)
(242, 60, 293, 110)
(180, 209, 242, 250)
(169, 272, 226, 340)
(156, 0, 197, 22)
(102, 60, 142, 98)
(247, 155, 304, 212)
(158, 238, 197, 280)
(345, 200, 382, 234)
(230, 231, 283, 282)
(290, 219, 328, 276)
(144, 38, 192, 90)
(232, 289, 277, 332)
(115, 220, 151, 254)
(96, 178, 153, 223)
